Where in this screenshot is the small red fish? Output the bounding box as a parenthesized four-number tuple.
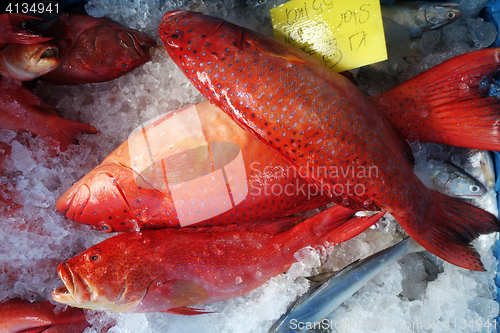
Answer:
(56, 101, 330, 232)
(51, 205, 384, 313)
(0, 77, 98, 150)
(0, 14, 53, 47)
(38, 13, 157, 85)
(0, 42, 59, 81)
(0, 298, 89, 333)
(159, 11, 500, 271)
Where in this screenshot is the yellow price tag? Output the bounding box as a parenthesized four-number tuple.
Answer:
(270, 0, 387, 72)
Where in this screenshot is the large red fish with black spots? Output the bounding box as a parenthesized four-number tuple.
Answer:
(159, 11, 500, 271)
(52, 205, 384, 313)
(56, 101, 330, 232)
(38, 13, 157, 85)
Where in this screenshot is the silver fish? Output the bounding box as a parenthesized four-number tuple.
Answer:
(431, 161, 487, 199)
(269, 238, 425, 333)
(381, 2, 462, 37)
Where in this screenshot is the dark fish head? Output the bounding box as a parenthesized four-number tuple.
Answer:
(42, 14, 157, 84)
(159, 11, 242, 69)
(84, 23, 157, 80)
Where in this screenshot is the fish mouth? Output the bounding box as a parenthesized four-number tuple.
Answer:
(53, 262, 93, 306)
(28, 44, 60, 75)
(119, 31, 157, 61)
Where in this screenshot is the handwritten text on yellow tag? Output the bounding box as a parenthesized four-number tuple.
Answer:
(270, 0, 387, 72)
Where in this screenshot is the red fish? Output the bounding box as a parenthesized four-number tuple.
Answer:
(51, 205, 384, 313)
(38, 13, 157, 85)
(0, 298, 89, 333)
(0, 77, 98, 150)
(56, 101, 330, 232)
(0, 14, 53, 47)
(0, 42, 59, 81)
(159, 11, 500, 271)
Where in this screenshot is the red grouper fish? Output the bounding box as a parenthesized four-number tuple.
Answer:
(159, 11, 500, 271)
(38, 13, 157, 85)
(56, 100, 331, 232)
(51, 205, 385, 313)
(0, 298, 90, 333)
(0, 77, 98, 151)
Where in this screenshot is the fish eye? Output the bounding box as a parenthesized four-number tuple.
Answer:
(87, 252, 102, 263)
(166, 30, 183, 48)
(98, 222, 113, 233)
(469, 185, 480, 192)
(447, 12, 456, 20)
(118, 61, 130, 71)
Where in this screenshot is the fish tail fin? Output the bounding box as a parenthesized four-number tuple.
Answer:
(393, 190, 500, 271)
(303, 206, 385, 245)
(370, 48, 500, 151)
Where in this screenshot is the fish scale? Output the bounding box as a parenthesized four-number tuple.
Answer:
(160, 10, 500, 271)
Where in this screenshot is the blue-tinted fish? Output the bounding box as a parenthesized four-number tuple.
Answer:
(269, 238, 425, 333)
(381, 2, 462, 37)
(428, 160, 486, 199)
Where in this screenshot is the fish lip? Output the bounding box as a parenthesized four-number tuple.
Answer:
(53, 263, 76, 304)
(120, 31, 156, 61)
(56, 262, 93, 304)
(28, 44, 60, 75)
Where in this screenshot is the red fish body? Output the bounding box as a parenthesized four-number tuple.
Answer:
(56, 101, 330, 232)
(0, 77, 98, 150)
(0, 298, 89, 333)
(38, 13, 157, 85)
(51, 206, 384, 313)
(159, 11, 500, 271)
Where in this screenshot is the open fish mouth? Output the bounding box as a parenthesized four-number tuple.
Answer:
(53, 262, 93, 306)
(38, 46, 59, 59)
(27, 45, 60, 74)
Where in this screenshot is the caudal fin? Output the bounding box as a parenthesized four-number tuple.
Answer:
(370, 48, 500, 151)
(393, 190, 500, 271)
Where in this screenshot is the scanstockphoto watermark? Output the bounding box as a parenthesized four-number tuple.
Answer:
(249, 162, 379, 199)
(288, 318, 426, 331)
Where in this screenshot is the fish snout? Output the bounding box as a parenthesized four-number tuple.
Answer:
(118, 31, 156, 63)
(56, 182, 90, 220)
(53, 262, 92, 306)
